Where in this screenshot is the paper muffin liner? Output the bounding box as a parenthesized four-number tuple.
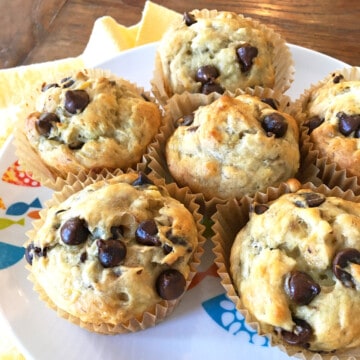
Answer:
(146, 87, 309, 219)
(293, 66, 360, 194)
(25, 169, 205, 334)
(151, 8, 294, 105)
(212, 180, 360, 359)
(14, 67, 161, 191)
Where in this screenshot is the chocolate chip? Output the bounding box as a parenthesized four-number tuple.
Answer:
(295, 192, 326, 208)
(304, 115, 324, 134)
(156, 269, 186, 300)
(175, 113, 195, 127)
(36, 112, 60, 136)
(41, 82, 59, 92)
(261, 98, 279, 110)
(280, 318, 313, 347)
(136, 219, 160, 246)
(332, 73, 344, 84)
(236, 43, 258, 72)
(60, 217, 89, 245)
(261, 113, 288, 138)
(332, 248, 360, 288)
(25, 243, 35, 265)
(64, 90, 90, 114)
(97, 239, 127, 268)
(337, 112, 360, 136)
(132, 172, 154, 186)
(201, 82, 225, 95)
(285, 271, 320, 305)
(252, 203, 269, 215)
(183, 12, 197, 26)
(195, 65, 220, 84)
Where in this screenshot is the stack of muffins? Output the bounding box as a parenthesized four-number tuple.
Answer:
(16, 7, 360, 359)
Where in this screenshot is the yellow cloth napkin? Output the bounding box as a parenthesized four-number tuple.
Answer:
(0, 2, 181, 359)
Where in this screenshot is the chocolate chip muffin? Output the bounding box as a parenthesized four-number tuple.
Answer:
(25, 172, 200, 334)
(299, 68, 360, 178)
(153, 9, 293, 101)
(230, 189, 360, 353)
(165, 94, 300, 200)
(22, 69, 162, 180)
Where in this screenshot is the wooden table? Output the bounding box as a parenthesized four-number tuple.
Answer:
(1, 0, 359, 69)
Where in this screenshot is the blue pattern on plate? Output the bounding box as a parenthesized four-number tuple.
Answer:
(202, 293, 269, 347)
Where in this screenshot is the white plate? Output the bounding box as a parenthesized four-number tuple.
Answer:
(0, 42, 348, 360)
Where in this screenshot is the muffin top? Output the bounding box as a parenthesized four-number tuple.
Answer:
(25, 172, 198, 327)
(230, 189, 360, 352)
(166, 94, 300, 199)
(302, 72, 360, 177)
(25, 70, 162, 178)
(156, 10, 278, 97)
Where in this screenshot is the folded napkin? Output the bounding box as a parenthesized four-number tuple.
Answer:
(0, 2, 181, 359)
(0, 0, 181, 150)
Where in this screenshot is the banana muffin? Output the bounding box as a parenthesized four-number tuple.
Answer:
(300, 69, 360, 178)
(165, 94, 300, 199)
(25, 172, 200, 333)
(153, 9, 293, 100)
(230, 189, 360, 353)
(23, 69, 162, 180)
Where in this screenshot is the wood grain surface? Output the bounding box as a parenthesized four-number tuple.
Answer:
(1, 0, 360, 68)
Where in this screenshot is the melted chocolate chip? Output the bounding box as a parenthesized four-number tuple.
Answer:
(304, 115, 324, 134)
(337, 112, 360, 136)
(61, 77, 75, 88)
(332, 74, 344, 84)
(285, 271, 321, 305)
(136, 219, 160, 246)
(156, 269, 186, 300)
(261, 98, 278, 110)
(97, 239, 127, 268)
(64, 90, 90, 114)
(163, 243, 173, 255)
(36, 112, 60, 136)
(295, 192, 325, 208)
(60, 217, 89, 245)
(132, 172, 154, 186)
(332, 248, 360, 288)
(176, 113, 195, 127)
(166, 229, 188, 246)
(201, 82, 225, 95)
(41, 82, 59, 92)
(261, 113, 288, 138)
(80, 252, 88, 263)
(236, 43, 258, 72)
(183, 12, 197, 26)
(110, 225, 125, 239)
(280, 318, 313, 347)
(196, 65, 220, 84)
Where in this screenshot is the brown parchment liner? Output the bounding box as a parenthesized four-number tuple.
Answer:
(14, 68, 160, 191)
(25, 168, 205, 334)
(293, 66, 360, 195)
(151, 8, 295, 106)
(146, 87, 309, 219)
(212, 180, 360, 360)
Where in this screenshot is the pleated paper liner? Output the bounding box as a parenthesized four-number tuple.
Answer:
(212, 180, 360, 360)
(293, 66, 360, 194)
(14, 68, 162, 191)
(146, 87, 308, 220)
(151, 8, 295, 106)
(25, 168, 205, 334)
